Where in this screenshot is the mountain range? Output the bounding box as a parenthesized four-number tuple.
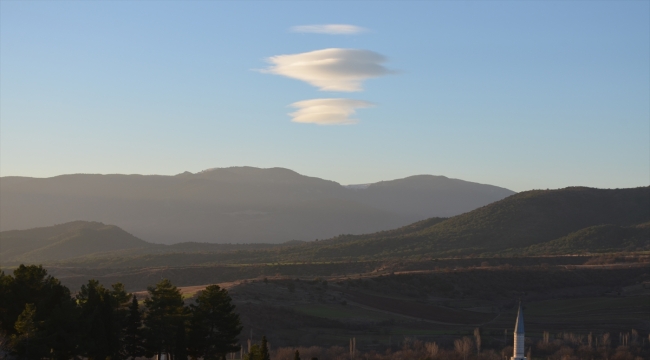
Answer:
(1, 186, 647, 267)
(0, 167, 514, 244)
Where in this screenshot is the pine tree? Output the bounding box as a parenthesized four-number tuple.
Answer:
(77, 280, 115, 359)
(260, 336, 270, 360)
(245, 344, 262, 360)
(174, 321, 188, 360)
(123, 295, 145, 359)
(9, 303, 45, 358)
(1, 265, 79, 358)
(143, 279, 188, 358)
(187, 285, 242, 360)
(110, 282, 132, 359)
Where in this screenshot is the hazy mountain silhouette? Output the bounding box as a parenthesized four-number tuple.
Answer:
(0, 167, 514, 244)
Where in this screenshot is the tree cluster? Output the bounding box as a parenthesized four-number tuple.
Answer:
(0, 265, 242, 360)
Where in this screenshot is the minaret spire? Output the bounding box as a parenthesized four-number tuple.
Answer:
(511, 300, 527, 360)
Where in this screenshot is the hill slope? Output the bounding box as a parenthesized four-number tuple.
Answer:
(0, 167, 514, 244)
(0, 221, 157, 264)
(278, 186, 650, 260)
(521, 223, 650, 255)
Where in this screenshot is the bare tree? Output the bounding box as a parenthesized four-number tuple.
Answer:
(474, 328, 481, 359)
(425, 342, 439, 359)
(454, 337, 473, 360)
(602, 333, 611, 348)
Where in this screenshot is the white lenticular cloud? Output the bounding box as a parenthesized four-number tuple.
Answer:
(291, 24, 367, 35)
(262, 48, 392, 92)
(289, 98, 374, 125)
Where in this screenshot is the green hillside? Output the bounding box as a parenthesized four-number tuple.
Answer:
(520, 222, 650, 255)
(0, 221, 157, 264)
(274, 186, 650, 260)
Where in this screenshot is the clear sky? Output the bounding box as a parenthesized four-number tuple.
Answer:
(1, 1, 648, 192)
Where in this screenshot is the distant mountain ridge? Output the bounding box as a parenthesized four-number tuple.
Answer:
(0, 167, 514, 244)
(2, 186, 647, 267)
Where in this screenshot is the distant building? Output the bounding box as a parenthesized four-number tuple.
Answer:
(511, 302, 527, 360)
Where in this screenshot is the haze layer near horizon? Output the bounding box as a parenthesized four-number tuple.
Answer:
(1, 1, 648, 192)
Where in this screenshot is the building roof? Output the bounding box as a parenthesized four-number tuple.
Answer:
(514, 302, 525, 334)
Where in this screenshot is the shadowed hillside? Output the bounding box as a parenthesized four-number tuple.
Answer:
(0, 221, 302, 266)
(0, 167, 514, 244)
(0, 221, 157, 264)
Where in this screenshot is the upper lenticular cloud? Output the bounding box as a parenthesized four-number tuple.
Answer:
(291, 24, 367, 35)
(289, 98, 375, 125)
(262, 48, 392, 92)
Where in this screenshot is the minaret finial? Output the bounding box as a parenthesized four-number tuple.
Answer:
(511, 300, 526, 360)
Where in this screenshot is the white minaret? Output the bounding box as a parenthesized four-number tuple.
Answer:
(511, 301, 526, 360)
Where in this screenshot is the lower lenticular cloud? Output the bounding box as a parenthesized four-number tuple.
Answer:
(291, 24, 367, 35)
(289, 98, 374, 125)
(262, 48, 392, 92)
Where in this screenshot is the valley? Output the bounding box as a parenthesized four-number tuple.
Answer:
(1, 183, 648, 359)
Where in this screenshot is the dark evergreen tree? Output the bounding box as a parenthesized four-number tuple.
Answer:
(9, 303, 43, 359)
(123, 295, 145, 359)
(173, 322, 188, 360)
(77, 280, 117, 360)
(0, 270, 16, 336)
(143, 279, 188, 358)
(110, 283, 132, 359)
(244, 344, 262, 360)
(2, 265, 79, 359)
(187, 285, 242, 359)
(260, 336, 270, 360)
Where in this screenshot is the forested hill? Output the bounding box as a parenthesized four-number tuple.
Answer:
(282, 186, 650, 260)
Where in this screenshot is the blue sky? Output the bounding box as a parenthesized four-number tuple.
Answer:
(1, 1, 648, 191)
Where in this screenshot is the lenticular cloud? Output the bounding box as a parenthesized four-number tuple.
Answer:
(289, 98, 375, 125)
(262, 48, 392, 92)
(291, 24, 367, 35)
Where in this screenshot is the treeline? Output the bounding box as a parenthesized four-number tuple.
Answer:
(271, 332, 650, 360)
(0, 265, 242, 359)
